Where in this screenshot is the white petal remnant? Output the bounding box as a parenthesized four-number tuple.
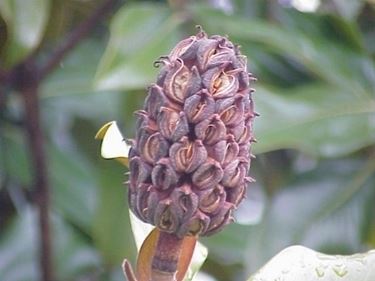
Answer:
(95, 121, 130, 166)
(248, 245, 375, 281)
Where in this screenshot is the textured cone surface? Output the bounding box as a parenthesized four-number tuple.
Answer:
(129, 29, 256, 238)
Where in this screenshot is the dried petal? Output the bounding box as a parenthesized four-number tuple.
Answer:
(223, 134, 239, 166)
(169, 137, 207, 173)
(177, 211, 210, 237)
(217, 95, 244, 126)
(205, 202, 233, 236)
(195, 114, 226, 145)
(151, 158, 178, 190)
(192, 158, 223, 190)
(206, 139, 226, 163)
(158, 107, 189, 141)
(225, 183, 246, 206)
(184, 89, 215, 124)
(129, 156, 152, 188)
(196, 38, 219, 71)
(169, 36, 197, 61)
(139, 132, 169, 164)
(222, 159, 248, 188)
(144, 84, 166, 120)
(164, 59, 191, 104)
(197, 185, 226, 214)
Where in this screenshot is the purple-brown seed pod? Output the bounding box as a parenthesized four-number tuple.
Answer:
(129, 28, 256, 238)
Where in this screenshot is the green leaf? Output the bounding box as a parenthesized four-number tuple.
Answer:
(244, 158, 375, 273)
(48, 141, 98, 233)
(248, 245, 375, 281)
(253, 85, 375, 157)
(92, 161, 137, 266)
(0, 207, 100, 281)
(0, 0, 50, 67)
(0, 126, 31, 186)
(41, 39, 104, 98)
(95, 2, 183, 91)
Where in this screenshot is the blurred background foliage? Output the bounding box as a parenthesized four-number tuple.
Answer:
(0, 0, 375, 281)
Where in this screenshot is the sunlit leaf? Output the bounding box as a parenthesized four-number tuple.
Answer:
(248, 245, 375, 281)
(253, 85, 375, 157)
(0, 0, 50, 67)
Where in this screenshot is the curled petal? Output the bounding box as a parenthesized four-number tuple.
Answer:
(164, 59, 191, 104)
(243, 93, 255, 118)
(238, 144, 251, 161)
(129, 156, 152, 188)
(169, 137, 207, 173)
(237, 70, 250, 91)
(131, 183, 153, 222)
(223, 135, 239, 166)
(202, 65, 223, 92)
(197, 185, 226, 214)
(139, 132, 169, 164)
(238, 116, 254, 144)
(144, 84, 166, 120)
(196, 38, 219, 71)
(171, 184, 198, 222)
(184, 89, 215, 124)
(222, 159, 248, 188)
(152, 199, 179, 233)
(185, 66, 202, 98)
(169, 36, 197, 61)
(228, 120, 244, 142)
(158, 107, 189, 141)
(206, 51, 235, 69)
(195, 114, 226, 145)
(177, 211, 210, 237)
(225, 183, 246, 206)
(205, 202, 233, 236)
(192, 158, 223, 190)
(206, 139, 226, 163)
(213, 72, 239, 99)
(151, 158, 178, 190)
(217, 95, 244, 126)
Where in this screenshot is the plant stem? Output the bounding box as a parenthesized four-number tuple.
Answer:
(151, 232, 184, 281)
(17, 62, 54, 281)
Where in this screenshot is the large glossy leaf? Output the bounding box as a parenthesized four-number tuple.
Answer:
(41, 39, 104, 98)
(244, 159, 375, 274)
(95, 3, 183, 91)
(92, 161, 137, 266)
(0, 0, 50, 67)
(0, 207, 100, 281)
(0, 126, 31, 186)
(48, 141, 98, 233)
(248, 245, 375, 281)
(253, 85, 375, 157)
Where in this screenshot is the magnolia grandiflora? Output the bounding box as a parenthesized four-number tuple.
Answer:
(128, 27, 257, 240)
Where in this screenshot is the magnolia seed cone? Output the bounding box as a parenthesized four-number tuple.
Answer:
(128, 28, 256, 238)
